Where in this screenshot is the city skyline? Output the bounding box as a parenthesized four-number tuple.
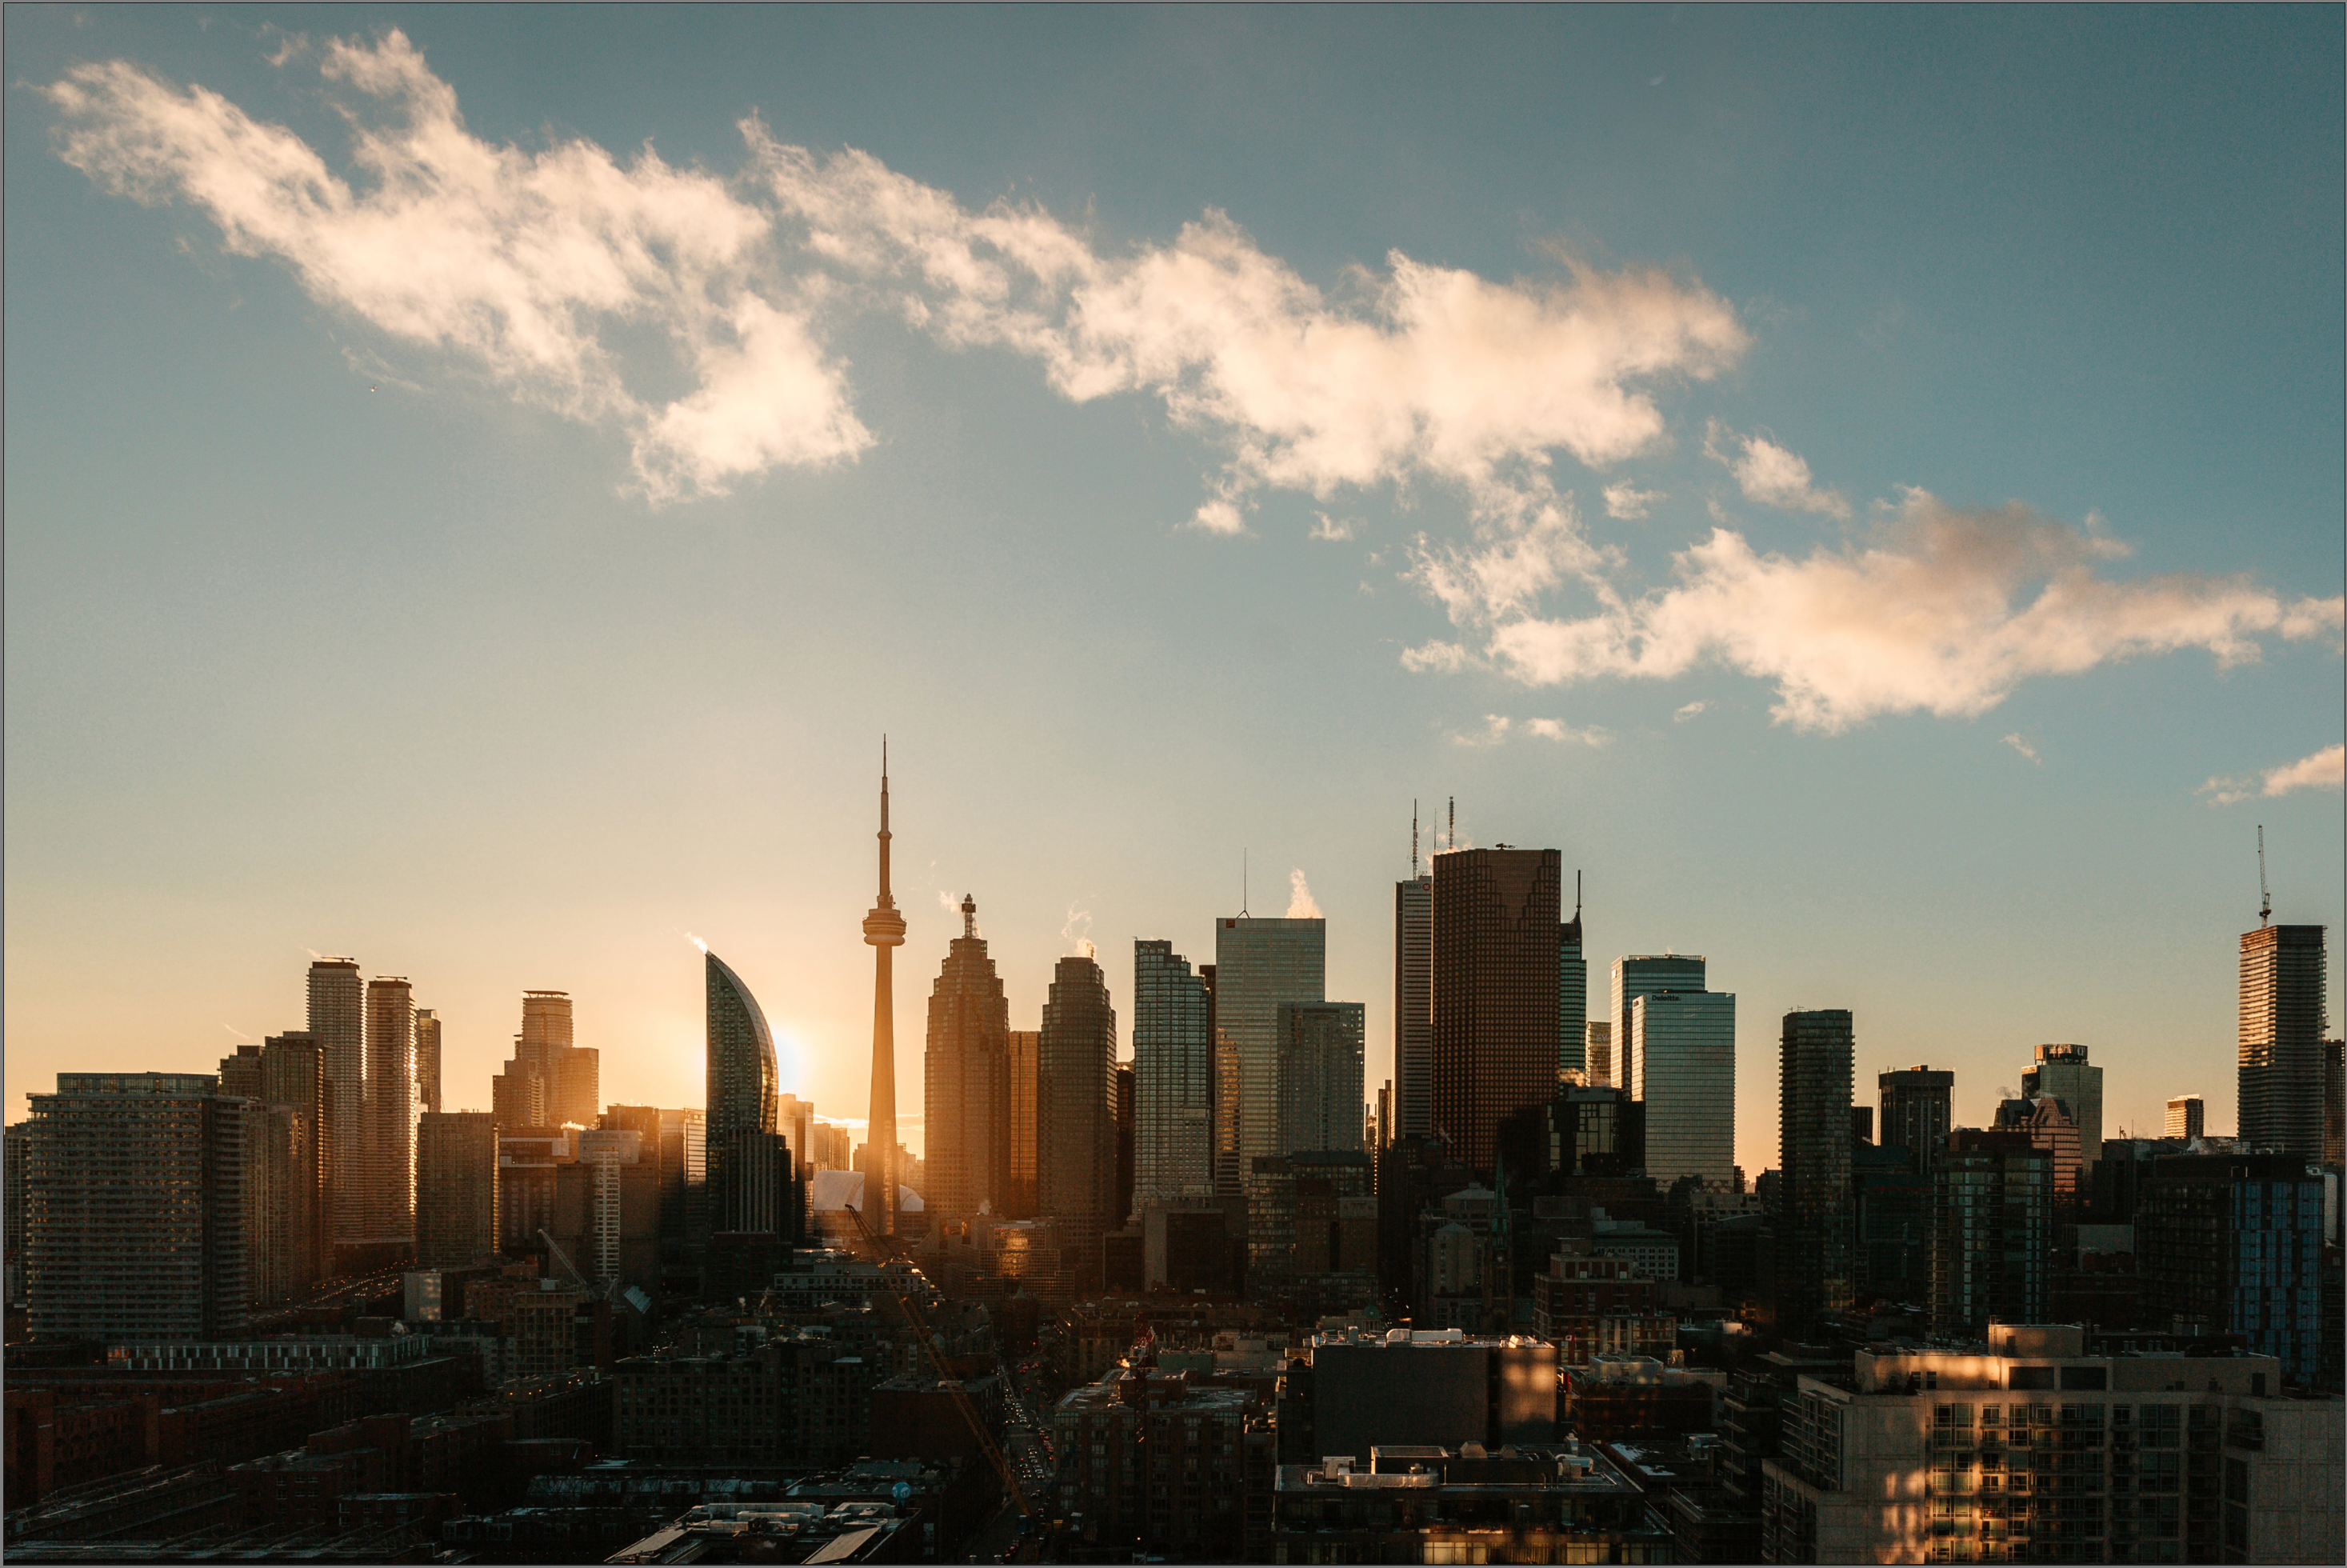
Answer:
(6, 6, 2342, 1177)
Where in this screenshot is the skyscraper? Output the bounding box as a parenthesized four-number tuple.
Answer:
(2165, 1094, 2205, 1141)
(1559, 882, 1587, 1079)
(2021, 1042, 2101, 1167)
(1275, 1000, 1367, 1155)
(494, 992, 598, 1130)
(705, 947, 779, 1244)
(363, 976, 419, 1252)
(1583, 1022, 1613, 1089)
(1393, 872, 1433, 1141)
(1038, 951, 1118, 1289)
(307, 957, 366, 1254)
(217, 1034, 327, 1304)
(1778, 1010, 1855, 1330)
(416, 1110, 500, 1266)
(2239, 923, 2329, 1160)
(1610, 954, 1707, 1098)
(25, 1073, 257, 1341)
(414, 1009, 442, 1116)
(1006, 1029, 1039, 1218)
(926, 894, 1010, 1226)
(1879, 1066, 1955, 1178)
(1631, 990, 1737, 1186)
(1214, 915, 1327, 1175)
(1930, 1128, 2051, 1338)
(1133, 938, 1213, 1206)
(1993, 1095, 2084, 1216)
(1430, 846, 1561, 1171)
(862, 746, 907, 1238)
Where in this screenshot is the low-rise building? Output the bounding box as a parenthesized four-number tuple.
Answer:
(1053, 1365, 1273, 1562)
(1757, 1322, 2345, 1564)
(1271, 1444, 1673, 1564)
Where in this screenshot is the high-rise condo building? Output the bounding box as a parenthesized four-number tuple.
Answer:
(2238, 923, 2328, 1159)
(1214, 916, 1326, 1180)
(416, 1110, 500, 1266)
(362, 976, 420, 1251)
(217, 1035, 328, 1304)
(861, 747, 906, 1238)
(1630, 989, 1737, 1187)
(1203, 964, 1242, 1197)
(1039, 951, 1118, 1288)
(1276, 1001, 1367, 1155)
(1114, 1063, 1136, 1229)
(1583, 1022, 1613, 1089)
(1006, 1030, 1039, 1218)
(1878, 1066, 1954, 1177)
(704, 949, 779, 1242)
(1431, 847, 1561, 1171)
(1610, 954, 1707, 1098)
(1929, 1128, 2050, 1338)
(2326, 1040, 2345, 1166)
(1133, 939, 1213, 1206)
(2165, 1094, 2205, 1141)
(414, 1009, 442, 1116)
(774, 1094, 815, 1182)
(25, 1073, 256, 1342)
(307, 957, 366, 1251)
(926, 894, 1010, 1226)
(2137, 1154, 2326, 1385)
(1777, 1010, 1855, 1329)
(1559, 887, 1587, 1079)
(1393, 874, 1433, 1141)
(2020, 1042, 2101, 1166)
(4, 1124, 27, 1308)
(494, 991, 599, 1130)
(1993, 1095, 2085, 1214)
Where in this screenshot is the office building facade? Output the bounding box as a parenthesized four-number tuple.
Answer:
(1778, 1010, 1855, 1329)
(1393, 875, 1433, 1141)
(2021, 1042, 2102, 1166)
(1430, 847, 1561, 1172)
(2165, 1095, 2205, 1142)
(2238, 923, 2328, 1160)
(415, 1110, 500, 1267)
(925, 895, 1010, 1226)
(1215, 915, 1327, 1175)
(1880, 1065, 1955, 1180)
(1276, 1000, 1366, 1155)
(1630, 990, 1737, 1187)
(414, 1009, 442, 1116)
(1039, 952, 1118, 1287)
(24, 1073, 256, 1341)
(1133, 938, 1213, 1206)
(1610, 954, 1707, 1094)
(1930, 1129, 2051, 1338)
(1559, 901, 1587, 1079)
(2137, 1154, 2326, 1386)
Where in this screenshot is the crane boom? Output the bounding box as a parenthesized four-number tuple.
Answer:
(2258, 825, 2272, 926)
(840, 1200, 1034, 1520)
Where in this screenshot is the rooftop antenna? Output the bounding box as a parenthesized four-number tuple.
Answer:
(1412, 801, 1420, 878)
(1575, 870, 1582, 920)
(2257, 825, 2271, 927)
(1448, 796, 1455, 854)
(1241, 850, 1249, 919)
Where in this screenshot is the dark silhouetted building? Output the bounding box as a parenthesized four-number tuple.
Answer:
(1778, 1010, 1854, 1330)
(1929, 1129, 2050, 1338)
(1040, 952, 1118, 1288)
(1878, 1065, 1953, 1179)
(415, 1111, 499, 1267)
(926, 894, 1010, 1226)
(1431, 846, 1561, 1172)
(2138, 1154, 2325, 1384)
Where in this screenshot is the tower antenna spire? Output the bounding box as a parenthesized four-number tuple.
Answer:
(1241, 850, 1249, 919)
(1448, 796, 1455, 854)
(1575, 869, 1582, 920)
(1412, 800, 1420, 878)
(2257, 824, 2271, 927)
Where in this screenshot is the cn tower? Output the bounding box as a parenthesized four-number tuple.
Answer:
(861, 739, 906, 1238)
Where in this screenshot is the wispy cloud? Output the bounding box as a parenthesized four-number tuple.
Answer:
(44, 34, 869, 502)
(1310, 511, 1361, 542)
(1704, 422, 1850, 518)
(1420, 488, 2345, 733)
(1603, 479, 1663, 520)
(1453, 714, 1609, 748)
(2199, 742, 2344, 806)
(2001, 732, 2041, 764)
(1673, 700, 1707, 722)
(1285, 869, 1322, 919)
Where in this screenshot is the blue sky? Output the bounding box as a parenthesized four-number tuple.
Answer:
(6, 5, 2341, 1173)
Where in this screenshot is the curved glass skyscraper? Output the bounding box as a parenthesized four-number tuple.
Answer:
(706, 950, 778, 1139)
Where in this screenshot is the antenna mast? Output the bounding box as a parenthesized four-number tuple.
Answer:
(1241, 850, 1249, 919)
(1448, 796, 1455, 854)
(2257, 825, 2271, 927)
(1412, 801, 1420, 878)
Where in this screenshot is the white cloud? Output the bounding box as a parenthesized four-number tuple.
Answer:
(2200, 742, 2344, 806)
(1705, 422, 1850, 518)
(42, 34, 868, 503)
(2002, 732, 2041, 764)
(1603, 479, 1664, 520)
(1310, 511, 1361, 542)
(1521, 718, 1613, 747)
(1425, 489, 2342, 733)
(1285, 869, 1322, 919)
(1189, 498, 1250, 536)
(1673, 700, 1707, 722)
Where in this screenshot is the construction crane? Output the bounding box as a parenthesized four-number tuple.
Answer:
(2257, 825, 2272, 926)
(841, 1200, 1036, 1524)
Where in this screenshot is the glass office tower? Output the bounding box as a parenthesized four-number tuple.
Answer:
(1213, 916, 1326, 1174)
(1134, 939, 1213, 1206)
